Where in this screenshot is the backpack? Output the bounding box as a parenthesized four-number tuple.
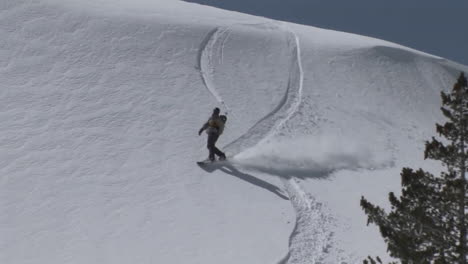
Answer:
(207, 115, 227, 135)
(220, 115, 227, 124)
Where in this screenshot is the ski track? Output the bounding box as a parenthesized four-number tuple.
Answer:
(278, 178, 334, 264)
(223, 23, 309, 155)
(265, 25, 305, 139)
(273, 26, 335, 264)
(198, 23, 335, 264)
(218, 28, 232, 64)
(198, 27, 233, 114)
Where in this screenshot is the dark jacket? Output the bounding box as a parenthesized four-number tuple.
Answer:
(200, 114, 225, 135)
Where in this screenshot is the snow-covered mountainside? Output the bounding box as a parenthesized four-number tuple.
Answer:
(1, 0, 467, 263)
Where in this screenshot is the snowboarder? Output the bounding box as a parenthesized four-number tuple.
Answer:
(198, 107, 227, 162)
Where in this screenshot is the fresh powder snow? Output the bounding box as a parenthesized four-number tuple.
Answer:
(1, 0, 467, 263)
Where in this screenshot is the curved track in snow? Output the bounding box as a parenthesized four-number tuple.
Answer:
(198, 27, 234, 114)
(278, 178, 334, 264)
(267, 26, 305, 138)
(221, 24, 308, 155)
(198, 23, 334, 263)
(273, 26, 335, 264)
(198, 23, 306, 154)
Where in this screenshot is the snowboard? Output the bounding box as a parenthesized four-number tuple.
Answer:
(196, 160, 211, 167)
(196, 158, 227, 166)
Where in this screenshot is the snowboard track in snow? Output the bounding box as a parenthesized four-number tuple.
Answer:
(272, 26, 335, 264)
(198, 23, 335, 264)
(222, 23, 311, 155)
(278, 178, 335, 264)
(198, 27, 234, 114)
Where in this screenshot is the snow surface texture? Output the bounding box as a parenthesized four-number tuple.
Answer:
(1, 0, 467, 264)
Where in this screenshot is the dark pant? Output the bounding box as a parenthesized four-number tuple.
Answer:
(207, 133, 224, 161)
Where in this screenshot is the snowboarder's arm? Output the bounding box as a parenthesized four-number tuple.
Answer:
(198, 121, 209, 135)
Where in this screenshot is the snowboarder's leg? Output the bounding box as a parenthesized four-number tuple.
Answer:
(211, 134, 225, 160)
(207, 133, 219, 161)
(207, 133, 225, 161)
(213, 147, 225, 160)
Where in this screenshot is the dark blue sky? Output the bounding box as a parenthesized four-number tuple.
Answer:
(185, 0, 468, 65)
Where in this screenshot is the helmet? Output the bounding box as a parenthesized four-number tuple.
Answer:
(213, 107, 220, 115)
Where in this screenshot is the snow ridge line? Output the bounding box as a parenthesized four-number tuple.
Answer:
(198, 27, 233, 114)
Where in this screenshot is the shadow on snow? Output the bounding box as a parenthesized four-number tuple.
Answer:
(197, 162, 290, 200)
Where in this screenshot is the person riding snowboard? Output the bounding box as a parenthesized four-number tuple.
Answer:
(198, 107, 227, 162)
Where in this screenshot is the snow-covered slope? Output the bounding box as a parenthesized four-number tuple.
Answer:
(1, 1, 467, 263)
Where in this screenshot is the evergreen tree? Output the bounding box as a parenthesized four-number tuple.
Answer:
(360, 72, 468, 264)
